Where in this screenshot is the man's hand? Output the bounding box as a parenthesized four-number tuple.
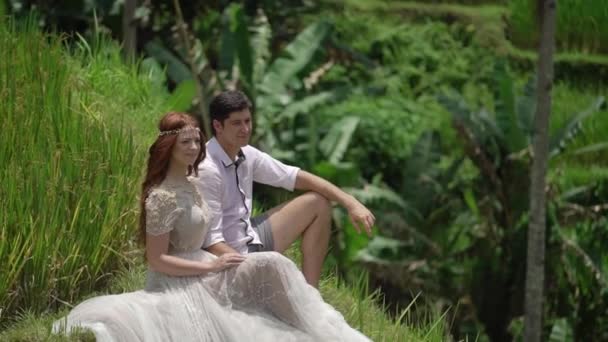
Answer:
(347, 200, 375, 237)
(295, 171, 375, 236)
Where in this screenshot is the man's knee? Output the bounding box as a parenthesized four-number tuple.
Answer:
(301, 191, 331, 217)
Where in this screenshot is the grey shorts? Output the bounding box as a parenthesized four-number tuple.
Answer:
(248, 213, 274, 253)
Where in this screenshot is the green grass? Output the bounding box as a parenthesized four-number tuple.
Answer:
(329, 1, 608, 74)
(509, 0, 608, 54)
(0, 18, 170, 327)
(332, 0, 509, 51)
(1, 248, 448, 341)
(337, 0, 608, 55)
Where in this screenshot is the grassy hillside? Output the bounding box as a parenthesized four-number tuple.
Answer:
(0, 18, 446, 341)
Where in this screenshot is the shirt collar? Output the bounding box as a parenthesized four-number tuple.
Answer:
(207, 137, 246, 168)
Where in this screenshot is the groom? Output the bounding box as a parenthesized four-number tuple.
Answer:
(197, 90, 375, 287)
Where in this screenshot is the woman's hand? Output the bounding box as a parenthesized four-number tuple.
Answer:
(211, 253, 246, 272)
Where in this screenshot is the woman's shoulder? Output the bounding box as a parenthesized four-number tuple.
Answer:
(146, 185, 178, 209)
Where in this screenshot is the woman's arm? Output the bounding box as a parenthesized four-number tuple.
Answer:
(146, 233, 244, 276)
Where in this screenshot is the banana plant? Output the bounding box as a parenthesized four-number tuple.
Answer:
(435, 61, 606, 341)
(219, 5, 347, 156)
(144, 4, 348, 157)
(438, 61, 605, 229)
(354, 62, 606, 341)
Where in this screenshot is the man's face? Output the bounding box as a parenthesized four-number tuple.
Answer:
(214, 108, 252, 149)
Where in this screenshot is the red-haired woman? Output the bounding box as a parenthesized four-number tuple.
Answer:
(54, 112, 370, 341)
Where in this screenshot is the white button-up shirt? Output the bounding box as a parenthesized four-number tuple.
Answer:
(196, 137, 300, 254)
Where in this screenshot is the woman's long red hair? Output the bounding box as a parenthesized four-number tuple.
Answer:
(139, 112, 206, 245)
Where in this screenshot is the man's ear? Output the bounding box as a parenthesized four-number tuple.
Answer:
(212, 119, 223, 134)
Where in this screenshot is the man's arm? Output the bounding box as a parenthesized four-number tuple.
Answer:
(294, 170, 375, 236)
(206, 242, 239, 256)
(197, 160, 240, 255)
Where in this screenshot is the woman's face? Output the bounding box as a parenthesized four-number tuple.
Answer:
(171, 127, 201, 168)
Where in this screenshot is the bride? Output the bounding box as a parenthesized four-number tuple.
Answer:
(54, 112, 371, 341)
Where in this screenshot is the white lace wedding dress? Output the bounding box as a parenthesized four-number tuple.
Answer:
(53, 178, 370, 341)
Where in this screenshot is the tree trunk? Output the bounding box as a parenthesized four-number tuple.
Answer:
(524, 1, 556, 341)
(122, 0, 137, 61)
(172, 0, 212, 139)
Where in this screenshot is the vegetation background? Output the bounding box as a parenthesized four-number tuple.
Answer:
(1, 0, 606, 341)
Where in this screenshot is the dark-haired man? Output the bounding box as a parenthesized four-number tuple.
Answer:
(197, 90, 374, 287)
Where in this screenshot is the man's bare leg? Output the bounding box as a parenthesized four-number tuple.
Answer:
(264, 192, 332, 288)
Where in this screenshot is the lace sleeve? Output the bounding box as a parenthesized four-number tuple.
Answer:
(145, 188, 183, 236)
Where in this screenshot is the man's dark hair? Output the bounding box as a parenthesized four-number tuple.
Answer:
(209, 90, 252, 135)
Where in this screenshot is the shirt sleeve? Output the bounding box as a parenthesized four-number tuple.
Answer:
(197, 160, 226, 248)
(249, 147, 300, 191)
(145, 188, 183, 236)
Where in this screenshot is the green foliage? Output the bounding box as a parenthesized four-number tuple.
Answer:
(550, 96, 606, 157)
(0, 18, 168, 326)
(440, 62, 605, 165)
(350, 62, 608, 340)
(544, 213, 608, 341)
(316, 19, 501, 193)
(258, 20, 331, 99)
(219, 3, 253, 88)
(332, 18, 497, 97)
(144, 40, 193, 84)
(509, 0, 608, 54)
(550, 81, 608, 165)
(317, 95, 432, 187)
(6, 1, 608, 340)
(548, 318, 574, 342)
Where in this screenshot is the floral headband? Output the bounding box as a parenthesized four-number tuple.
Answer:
(158, 126, 200, 137)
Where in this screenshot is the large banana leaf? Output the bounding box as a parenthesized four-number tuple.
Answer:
(313, 161, 360, 188)
(438, 93, 489, 142)
(548, 318, 573, 342)
(517, 76, 536, 138)
(570, 141, 608, 156)
(438, 94, 500, 162)
(345, 185, 421, 222)
(259, 21, 332, 100)
(165, 79, 196, 112)
(549, 96, 605, 158)
(218, 4, 253, 88)
(274, 89, 346, 124)
(140, 57, 167, 90)
(250, 9, 272, 87)
(319, 116, 360, 164)
(144, 40, 191, 84)
(356, 236, 410, 263)
(218, 8, 236, 74)
(493, 62, 528, 153)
